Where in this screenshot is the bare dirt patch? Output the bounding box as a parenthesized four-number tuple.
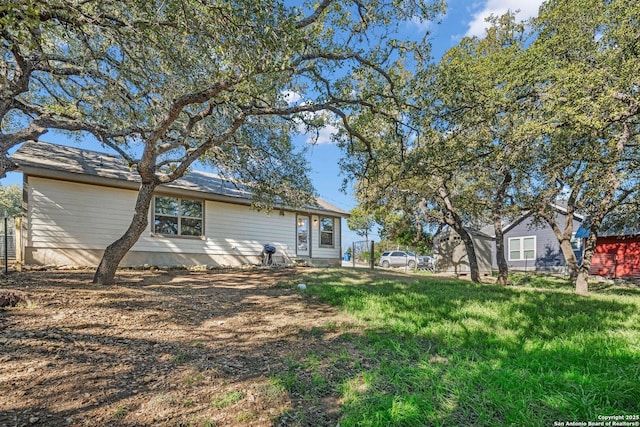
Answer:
(0, 269, 362, 426)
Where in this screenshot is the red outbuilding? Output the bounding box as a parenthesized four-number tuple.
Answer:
(589, 234, 640, 279)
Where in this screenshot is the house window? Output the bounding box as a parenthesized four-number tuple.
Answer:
(570, 233, 582, 251)
(154, 196, 203, 237)
(509, 236, 535, 261)
(319, 217, 334, 247)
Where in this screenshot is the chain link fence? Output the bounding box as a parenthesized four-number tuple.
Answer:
(343, 240, 377, 268)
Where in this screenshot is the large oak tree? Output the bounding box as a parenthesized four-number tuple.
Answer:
(1, 1, 150, 176)
(524, 0, 640, 295)
(3, 1, 445, 284)
(340, 14, 532, 284)
(340, 0, 640, 294)
(427, 13, 534, 285)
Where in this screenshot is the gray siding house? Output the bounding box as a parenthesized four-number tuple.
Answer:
(483, 207, 584, 272)
(434, 206, 584, 275)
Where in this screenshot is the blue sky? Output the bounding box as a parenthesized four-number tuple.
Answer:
(0, 0, 544, 253)
(298, 0, 545, 249)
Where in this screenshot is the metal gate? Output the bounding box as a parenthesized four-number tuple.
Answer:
(344, 240, 376, 269)
(0, 216, 16, 268)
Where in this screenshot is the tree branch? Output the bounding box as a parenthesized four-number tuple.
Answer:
(295, 0, 334, 28)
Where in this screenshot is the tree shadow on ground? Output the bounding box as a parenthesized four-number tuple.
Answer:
(0, 269, 363, 426)
(2, 268, 639, 426)
(296, 272, 640, 426)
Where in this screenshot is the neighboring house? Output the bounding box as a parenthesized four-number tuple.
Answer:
(433, 227, 493, 276)
(11, 141, 348, 268)
(482, 206, 584, 273)
(434, 205, 584, 275)
(589, 232, 640, 279)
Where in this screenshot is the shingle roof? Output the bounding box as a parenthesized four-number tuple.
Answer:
(12, 140, 348, 216)
(478, 204, 585, 239)
(583, 226, 640, 238)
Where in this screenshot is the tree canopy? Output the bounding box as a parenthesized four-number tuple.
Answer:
(7, 0, 638, 293)
(340, 0, 640, 294)
(525, 0, 640, 294)
(3, 0, 445, 284)
(0, 184, 21, 218)
(346, 206, 375, 242)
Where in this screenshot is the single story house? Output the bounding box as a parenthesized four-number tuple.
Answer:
(11, 141, 348, 268)
(434, 204, 584, 275)
(433, 227, 493, 276)
(480, 206, 584, 273)
(588, 232, 640, 279)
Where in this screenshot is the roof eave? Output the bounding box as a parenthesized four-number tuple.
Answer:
(16, 163, 348, 217)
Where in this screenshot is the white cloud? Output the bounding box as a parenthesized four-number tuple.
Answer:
(293, 110, 340, 145)
(410, 16, 432, 32)
(282, 90, 302, 105)
(409, 8, 449, 35)
(280, 92, 340, 145)
(464, 0, 545, 38)
(307, 122, 339, 145)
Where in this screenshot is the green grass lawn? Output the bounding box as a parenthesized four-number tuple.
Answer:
(279, 270, 640, 426)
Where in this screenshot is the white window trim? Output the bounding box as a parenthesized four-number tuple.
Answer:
(152, 196, 204, 238)
(319, 216, 335, 248)
(508, 236, 536, 261)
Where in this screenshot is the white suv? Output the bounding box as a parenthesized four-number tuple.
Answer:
(378, 251, 418, 268)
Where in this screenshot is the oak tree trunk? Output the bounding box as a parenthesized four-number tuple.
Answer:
(494, 171, 512, 286)
(454, 225, 481, 283)
(558, 238, 580, 282)
(574, 227, 600, 296)
(435, 188, 482, 283)
(494, 219, 508, 285)
(93, 182, 157, 285)
(574, 269, 590, 296)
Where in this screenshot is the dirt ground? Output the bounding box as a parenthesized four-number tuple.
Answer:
(0, 268, 362, 427)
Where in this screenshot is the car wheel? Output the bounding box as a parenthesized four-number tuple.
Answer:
(382, 260, 390, 268)
(408, 260, 416, 269)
